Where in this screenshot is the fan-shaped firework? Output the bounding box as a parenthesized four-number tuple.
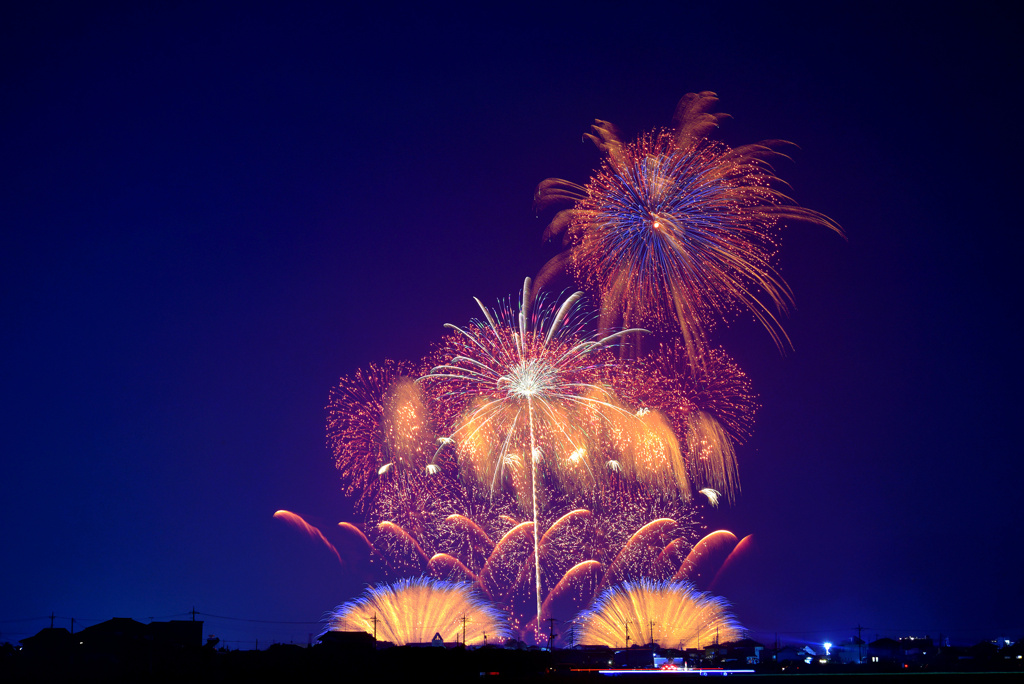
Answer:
(573, 579, 739, 649)
(535, 91, 842, 360)
(323, 577, 510, 646)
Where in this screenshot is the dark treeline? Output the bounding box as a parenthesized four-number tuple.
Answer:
(3, 637, 1024, 683)
(3, 641, 549, 683)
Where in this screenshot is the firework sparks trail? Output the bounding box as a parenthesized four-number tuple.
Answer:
(573, 579, 740, 649)
(535, 91, 842, 363)
(323, 577, 510, 646)
(422, 277, 646, 640)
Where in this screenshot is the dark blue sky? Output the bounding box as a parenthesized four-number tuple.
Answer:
(2, 2, 1020, 648)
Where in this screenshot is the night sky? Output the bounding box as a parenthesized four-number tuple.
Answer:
(2, 2, 1021, 649)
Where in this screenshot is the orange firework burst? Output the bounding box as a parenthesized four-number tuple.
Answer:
(422, 279, 637, 501)
(574, 580, 740, 649)
(614, 340, 758, 503)
(535, 91, 842, 360)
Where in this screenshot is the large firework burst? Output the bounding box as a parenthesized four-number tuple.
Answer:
(323, 578, 510, 646)
(573, 579, 740, 649)
(422, 277, 644, 637)
(423, 279, 632, 493)
(535, 91, 842, 360)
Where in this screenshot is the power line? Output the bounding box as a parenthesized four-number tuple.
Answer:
(197, 612, 322, 625)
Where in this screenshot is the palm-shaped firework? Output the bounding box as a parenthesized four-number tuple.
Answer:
(422, 277, 645, 637)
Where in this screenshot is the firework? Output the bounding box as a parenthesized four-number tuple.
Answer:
(612, 340, 757, 503)
(343, 495, 728, 640)
(623, 340, 756, 442)
(422, 279, 691, 502)
(273, 510, 342, 565)
(535, 91, 842, 360)
(423, 278, 642, 498)
(573, 579, 740, 649)
(327, 360, 463, 517)
(422, 277, 648, 636)
(323, 578, 510, 646)
(327, 360, 419, 503)
(274, 93, 828, 648)
(324, 359, 471, 577)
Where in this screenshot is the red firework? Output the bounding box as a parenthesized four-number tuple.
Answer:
(326, 359, 458, 513)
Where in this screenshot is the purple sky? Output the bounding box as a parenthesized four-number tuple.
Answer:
(2, 2, 1021, 649)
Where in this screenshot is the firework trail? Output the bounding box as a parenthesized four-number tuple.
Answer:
(323, 578, 510, 646)
(535, 91, 842, 363)
(273, 510, 343, 565)
(573, 579, 739, 649)
(422, 277, 645, 639)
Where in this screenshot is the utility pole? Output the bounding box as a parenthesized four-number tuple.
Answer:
(192, 607, 196, 622)
(50, 612, 54, 629)
(625, 621, 630, 649)
(649, 619, 655, 647)
(546, 618, 557, 652)
(461, 615, 468, 647)
(371, 613, 378, 647)
(856, 624, 864, 663)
